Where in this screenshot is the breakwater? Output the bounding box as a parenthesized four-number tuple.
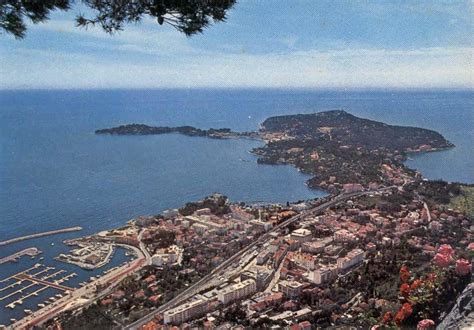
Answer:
(0, 248, 41, 265)
(0, 227, 83, 246)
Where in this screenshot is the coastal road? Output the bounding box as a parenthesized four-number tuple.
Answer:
(138, 229, 152, 265)
(127, 187, 394, 329)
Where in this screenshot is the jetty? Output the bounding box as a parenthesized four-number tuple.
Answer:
(0, 248, 41, 265)
(0, 227, 82, 246)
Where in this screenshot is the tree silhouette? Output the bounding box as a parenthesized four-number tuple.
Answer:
(1, 0, 236, 39)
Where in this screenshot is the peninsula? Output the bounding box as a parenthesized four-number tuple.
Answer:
(96, 110, 454, 192)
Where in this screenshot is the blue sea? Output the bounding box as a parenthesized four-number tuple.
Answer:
(0, 89, 472, 325)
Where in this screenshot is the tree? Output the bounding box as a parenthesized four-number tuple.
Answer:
(0, 0, 236, 39)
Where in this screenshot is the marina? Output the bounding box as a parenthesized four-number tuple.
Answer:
(0, 264, 75, 311)
(0, 246, 135, 327)
(56, 238, 116, 270)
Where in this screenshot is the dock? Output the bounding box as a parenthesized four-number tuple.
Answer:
(0, 264, 75, 311)
(0, 227, 82, 246)
(0, 248, 41, 265)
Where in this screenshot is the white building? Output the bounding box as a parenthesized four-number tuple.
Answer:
(278, 280, 304, 298)
(337, 248, 365, 271)
(217, 279, 256, 305)
(290, 228, 312, 243)
(249, 220, 273, 232)
(151, 245, 182, 267)
(164, 298, 209, 325)
(310, 265, 337, 285)
(186, 215, 228, 235)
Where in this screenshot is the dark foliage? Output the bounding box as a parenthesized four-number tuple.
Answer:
(0, 0, 70, 39)
(96, 123, 235, 139)
(416, 180, 463, 205)
(261, 110, 453, 152)
(179, 194, 230, 216)
(57, 302, 115, 330)
(1, 0, 236, 39)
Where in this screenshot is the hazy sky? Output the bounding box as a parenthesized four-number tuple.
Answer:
(1, 0, 472, 89)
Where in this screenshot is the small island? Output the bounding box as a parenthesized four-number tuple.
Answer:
(96, 124, 245, 139)
(97, 110, 454, 193)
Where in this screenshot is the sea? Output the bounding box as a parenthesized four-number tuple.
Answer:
(0, 89, 472, 325)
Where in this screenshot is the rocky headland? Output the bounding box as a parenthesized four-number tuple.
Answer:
(96, 110, 454, 192)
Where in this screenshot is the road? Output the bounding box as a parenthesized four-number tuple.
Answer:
(127, 187, 393, 329)
(138, 230, 152, 265)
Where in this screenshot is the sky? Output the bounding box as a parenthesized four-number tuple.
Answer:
(0, 0, 472, 89)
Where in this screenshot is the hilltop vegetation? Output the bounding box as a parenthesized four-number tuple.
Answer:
(260, 110, 453, 152)
(449, 186, 474, 219)
(253, 110, 452, 191)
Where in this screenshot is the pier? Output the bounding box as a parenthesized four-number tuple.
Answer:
(0, 227, 82, 246)
(0, 248, 41, 265)
(0, 264, 75, 311)
(13, 273, 73, 292)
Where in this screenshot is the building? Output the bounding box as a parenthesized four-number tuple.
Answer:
(290, 228, 312, 243)
(278, 280, 304, 298)
(249, 220, 273, 233)
(334, 229, 356, 242)
(135, 216, 156, 227)
(310, 265, 337, 285)
(429, 221, 443, 231)
(186, 215, 228, 235)
(217, 279, 256, 305)
(342, 183, 364, 193)
(84, 254, 101, 265)
(269, 307, 312, 322)
(241, 269, 273, 291)
(301, 240, 329, 254)
(164, 298, 209, 325)
(337, 248, 365, 271)
(292, 252, 318, 271)
(151, 245, 182, 267)
(256, 249, 272, 265)
(162, 208, 179, 219)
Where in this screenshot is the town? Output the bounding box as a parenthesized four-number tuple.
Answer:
(43, 177, 472, 329)
(5, 111, 472, 330)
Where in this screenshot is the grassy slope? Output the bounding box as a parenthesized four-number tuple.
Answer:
(449, 186, 474, 219)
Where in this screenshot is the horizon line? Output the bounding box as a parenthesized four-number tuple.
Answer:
(1, 86, 473, 92)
